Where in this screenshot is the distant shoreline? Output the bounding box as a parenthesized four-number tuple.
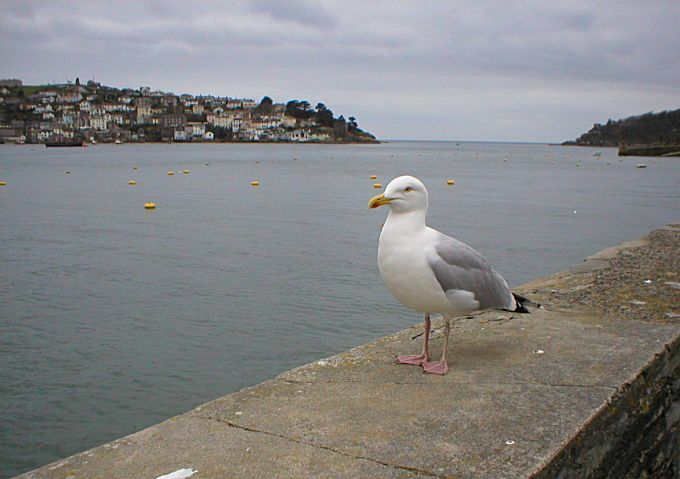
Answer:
(3, 139, 381, 146)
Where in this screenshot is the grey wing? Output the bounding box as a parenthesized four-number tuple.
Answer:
(428, 233, 514, 311)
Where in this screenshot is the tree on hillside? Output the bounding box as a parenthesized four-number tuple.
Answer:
(286, 100, 315, 120)
(315, 103, 334, 127)
(255, 96, 274, 114)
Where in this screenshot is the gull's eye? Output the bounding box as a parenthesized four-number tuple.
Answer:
(404, 186, 413, 193)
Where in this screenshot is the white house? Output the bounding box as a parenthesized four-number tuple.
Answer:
(225, 98, 256, 109)
(90, 116, 108, 131)
(213, 116, 233, 128)
(284, 129, 309, 142)
(187, 122, 206, 138)
(34, 104, 53, 114)
(254, 116, 281, 129)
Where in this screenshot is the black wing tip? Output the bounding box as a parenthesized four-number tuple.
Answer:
(512, 292, 539, 314)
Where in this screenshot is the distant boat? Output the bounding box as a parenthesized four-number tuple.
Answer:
(636, 163, 647, 168)
(45, 139, 84, 147)
(593, 151, 602, 157)
(114, 139, 122, 145)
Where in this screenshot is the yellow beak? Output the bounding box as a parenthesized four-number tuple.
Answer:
(368, 193, 393, 209)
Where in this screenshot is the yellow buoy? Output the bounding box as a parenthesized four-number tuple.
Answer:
(370, 175, 377, 179)
(129, 180, 137, 185)
(144, 202, 157, 209)
(167, 171, 174, 175)
(251, 180, 260, 186)
(373, 183, 382, 189)
(446, 179, 455, 185)
(0, 180, 6, 186)
(182, 169, 190, 174)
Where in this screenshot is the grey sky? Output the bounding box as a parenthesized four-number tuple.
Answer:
(1, 0, 678, 142)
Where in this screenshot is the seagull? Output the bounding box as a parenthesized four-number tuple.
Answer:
(368, 175, 531, 375)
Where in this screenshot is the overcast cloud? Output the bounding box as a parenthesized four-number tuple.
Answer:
(1, 0, 678, 142)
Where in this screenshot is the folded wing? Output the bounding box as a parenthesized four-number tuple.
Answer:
(427, 232, 514, 311)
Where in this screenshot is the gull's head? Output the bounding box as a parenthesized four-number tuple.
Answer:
(368, 175, 428, 214)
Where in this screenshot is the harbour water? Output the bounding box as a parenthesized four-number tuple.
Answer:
(1, 141, 679, 477)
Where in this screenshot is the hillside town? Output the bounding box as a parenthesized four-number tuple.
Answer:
(0, 78, 377, 144)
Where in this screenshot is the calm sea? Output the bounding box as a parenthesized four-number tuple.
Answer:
(1, 141, 679, 477)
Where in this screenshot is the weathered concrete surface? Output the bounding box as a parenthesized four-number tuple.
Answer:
(16, 224, 680, 479)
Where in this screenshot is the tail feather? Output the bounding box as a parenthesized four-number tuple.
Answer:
(512, 292, 539, 313)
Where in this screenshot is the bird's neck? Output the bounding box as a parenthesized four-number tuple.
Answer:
(384, 209, 427, 233)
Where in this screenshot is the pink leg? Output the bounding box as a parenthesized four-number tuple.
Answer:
(397, 313, 430, 365)
(422, 317, 450, 375)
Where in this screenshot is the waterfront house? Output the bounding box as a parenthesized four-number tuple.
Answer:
(284, 129, 310, 142)
(309, 131, 331, 142)
(187, 122, 206, 138)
